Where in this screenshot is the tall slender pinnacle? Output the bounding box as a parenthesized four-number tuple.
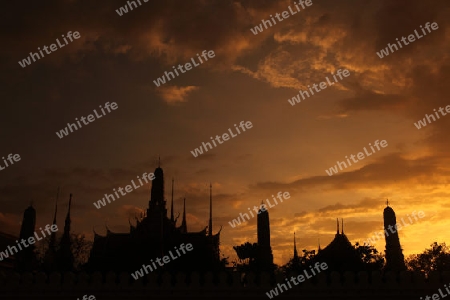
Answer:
(181, 198, 187, 233)
(49, 187, 59, 247)
(171, 178, 174, 222)
(293, 231, 298, 259)
(336, 218, 339, 234)
(209, 183, 212, 236)
(384, 203, 406, 271)
(58, 193, 74, 271)
(257, 202, 273, 270)
(64, 193, 72, 235)
(18, 204, 36, 271)
(341, 218, 344, 234)
(53, 187, 59, 225)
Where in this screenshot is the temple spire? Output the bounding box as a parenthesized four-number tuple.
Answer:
(65, 193, 72, 233)
(386, 199, 389, 207)
(336, 218, 339, 234)
(42, 187, 60, 271)
(209, 183, 212, 236)
(293, 232, 298, 260)
(384, 203, 406, 271)
(57, 193, 74, 271)
(171, 178, 174, 223)
(149, 160, 166, 214)
(18, 203, 36, 271)
(53, 187, 59, 225)
(50, 187, 59, 246)
(181, 198, 187, 233)
(341, 218, 344, 234)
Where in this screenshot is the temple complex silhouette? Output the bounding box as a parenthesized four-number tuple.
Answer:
(1, 172, 407, 274)
(86, 164, 223, 272)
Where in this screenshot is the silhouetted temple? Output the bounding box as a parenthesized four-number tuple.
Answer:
(292, 232, 299, 264)
(40, 192, 75, 272)
(16, 204, 37, 271)
(257, 204, 274, 271)
(87, 165, 223, 272)
(56, 194, 74, 271)
(43, 189, 59, 271)
(383, 202, 406, 272)
(233, 204, 274, 272)
(313, 219, 364, 272)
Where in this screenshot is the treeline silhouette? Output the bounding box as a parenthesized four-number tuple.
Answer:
(233, 241, 450, 276)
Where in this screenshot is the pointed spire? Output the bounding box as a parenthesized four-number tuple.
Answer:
(181, 198, 187, 233)
(293, 231, 298, 260)
(64, 194, 72, 234)
(58, 193, 74, 271)
(209, 183, 212, 237)
(49, 187, 59, 248)
(386, 199, 389, 207)
(67, 194, 72, 215)
(318, 238, 321, 251)
(170, 178, 174, 223)
(341, 218, 344, 234)
(336, 218, 339, 234)
(158, 155, 161, 168)
(53, 187, 59, 225)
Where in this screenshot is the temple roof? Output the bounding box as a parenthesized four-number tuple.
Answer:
(315, 227, 364, 271)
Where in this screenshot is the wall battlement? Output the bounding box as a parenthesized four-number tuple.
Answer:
(1, 270, 449, 299)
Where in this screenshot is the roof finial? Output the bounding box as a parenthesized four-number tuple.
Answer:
(53, 186, 59, 224)
(208, 183, 212, 237)
(293, 231, 298, 259)
(67, 193, 72, 216)
(171, 178, 174, 222)
(181, 197, 187, 233)
(341, 218, 344, 234)
(336, 218, 339, 234)
(158, 155, 160, 167)
(386, 199, 389, 207)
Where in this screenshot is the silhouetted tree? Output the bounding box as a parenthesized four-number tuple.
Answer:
(301, 249, 316, 264)
(35, 232, 92, 271)
(406, 242, 450, 276)
(233, 242, 258, 264)
(281, 249, 316, 275)
(354, 242, 384, 271)
(233, 242, 258, 272)
(71, 233, 92, 270)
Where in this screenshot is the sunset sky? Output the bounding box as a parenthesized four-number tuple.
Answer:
(1, 0, 450, 266)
